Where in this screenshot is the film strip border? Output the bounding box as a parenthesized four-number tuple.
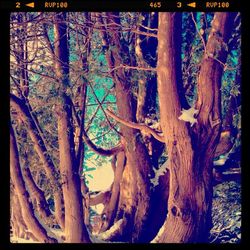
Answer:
(0, 0, 242, 12)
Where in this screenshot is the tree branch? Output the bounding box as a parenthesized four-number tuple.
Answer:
(89, 190, 111, 206)
(70, 97, 124, 157)
(88, 80, 121, 136)
(82, 128, 124, 156)
(106, 109, 165, 143)
(105, 64, 156, 75)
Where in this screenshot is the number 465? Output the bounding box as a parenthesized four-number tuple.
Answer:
(150, 2, 162, 8)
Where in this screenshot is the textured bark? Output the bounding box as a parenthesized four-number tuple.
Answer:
(10, 94, 65, 229)
(155, 12, 235, 243)
(11, 194, 28, 239)
(54, 13, 90, 243)
(99, 151, 126, 233)
(22, 166, 53, 225)
(11, 194, 38, 241)
(100, 12, 153, 242)
(146, 169, 169, 240)
(10, 124, 57, 243)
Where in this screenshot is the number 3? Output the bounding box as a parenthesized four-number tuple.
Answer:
(177, 2, 182, 8)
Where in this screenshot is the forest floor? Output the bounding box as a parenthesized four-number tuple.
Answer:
(209, 180, 241, 243)
(10, 180, 241, 244)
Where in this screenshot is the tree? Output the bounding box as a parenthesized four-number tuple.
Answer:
(153, 12, 237, 243)
(53, 12, 90, 243)
(10, 124, 57, 243)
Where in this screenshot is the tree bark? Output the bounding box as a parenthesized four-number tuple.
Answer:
(54, 13, 90, 243)
(11, 194, 28, 239)
(99, 12, 153, 242)
(154, 12, 235, 243)
(22, 165, 53, 225)
(10, 124, 57, 243)
(11, 193, 38, 241)
(99, 151, 126, 233)
(10, 94, 65, 229)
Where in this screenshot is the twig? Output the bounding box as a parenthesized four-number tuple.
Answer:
(88, 81, 121, 136)
(106, 64, 156, 75)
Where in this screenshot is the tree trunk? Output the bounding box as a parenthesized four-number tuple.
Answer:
(100, 12, 153, 242)
(10, 124, 57, 243)
(99, 151, 126, 233)
(154, 12, 235, 243)
(10, 95, 65, 229)
(22, 165, 53, 225)
(11, 194, 38, 241)
(11, 194, 28, 239)
(54, 13, 90, 243)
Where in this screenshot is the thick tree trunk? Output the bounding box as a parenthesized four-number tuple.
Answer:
(154, 12, 235, 243)
(10, 124, 57, 243)
(96, 12, 153, 242)
(156, 13, 197, 243)
(54, 13, 90, 243)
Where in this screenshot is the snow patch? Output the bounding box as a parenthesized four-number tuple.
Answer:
(150, 161, 168, 187)
(33, 210, 62, 242)
(178, 107, 198, 127)
(151, 221, 166, 243)
(98, 219, 123, 240)
(10, 236, 40, 244)
(213, 155, 229, 166)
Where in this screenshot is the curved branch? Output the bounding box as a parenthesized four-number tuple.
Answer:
(82, 128, 123, 156)
(106, 109, 165, 143)
(69, 96, 123, 157)
(10, 124, 57, 243)
(86, 87, 112, 132)
(98, 219, 125, 241)
(88, 80, 121, 136)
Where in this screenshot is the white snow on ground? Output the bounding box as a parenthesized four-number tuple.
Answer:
(10, 235, 40, 243)
(33, 211, 62, 242)
(150, 161, 168, 187)
(97, 219, 123, 240)
(151, 221, 167, 243)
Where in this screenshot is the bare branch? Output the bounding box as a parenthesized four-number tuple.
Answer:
(106, 109, 165, 143)
(88, 80, 121, 136)
(70, 97, 124, 157)
(105, 64, 156, 75)
(82, 128, 124, 156)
